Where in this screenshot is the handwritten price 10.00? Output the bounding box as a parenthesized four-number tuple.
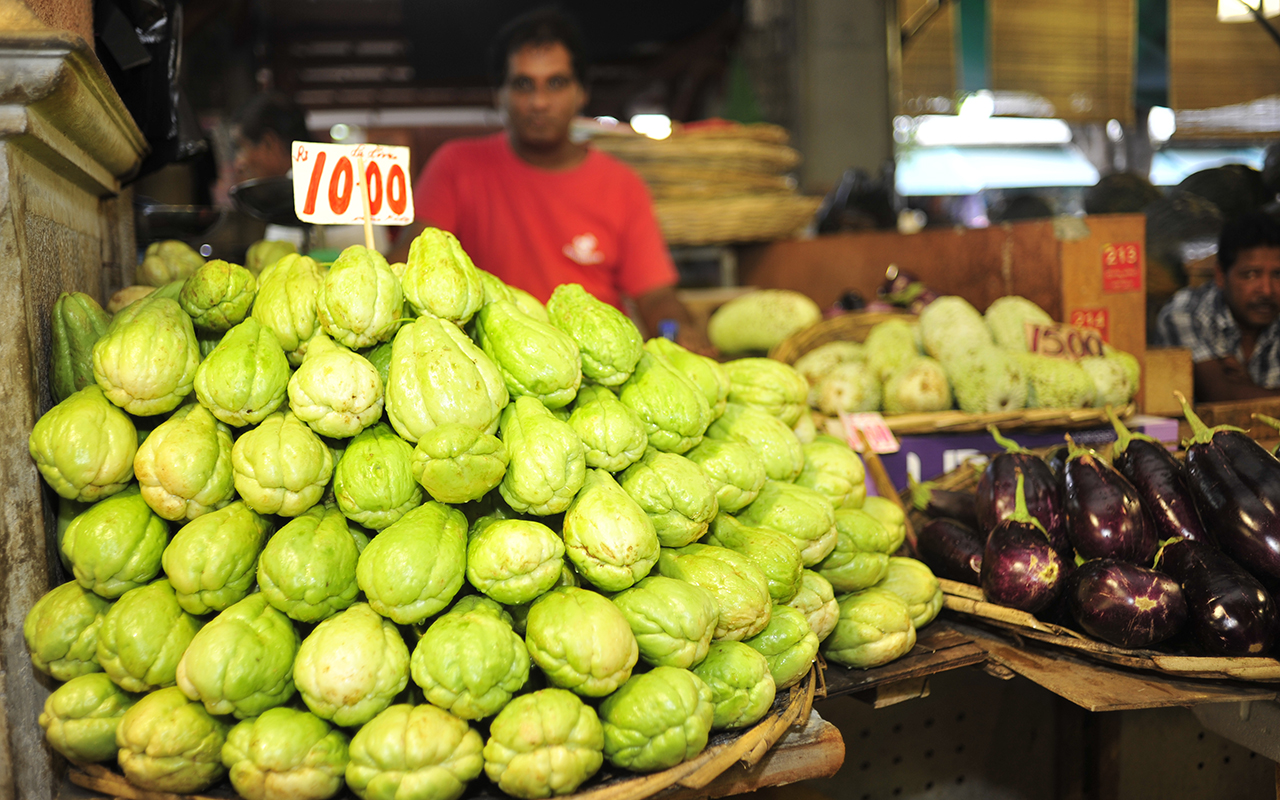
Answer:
(290, 142, 414, 225)
(298, 150, 407, 217)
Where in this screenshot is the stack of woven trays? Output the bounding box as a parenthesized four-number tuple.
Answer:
(591, 123, 822, 246)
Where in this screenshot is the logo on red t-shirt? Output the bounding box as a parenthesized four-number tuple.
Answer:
(563, 233, 605, 266)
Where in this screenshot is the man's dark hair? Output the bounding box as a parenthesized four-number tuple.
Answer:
(1219, 211, 1280, 272)
(488, 6, 588, 89)
(234, 93, 310, 147)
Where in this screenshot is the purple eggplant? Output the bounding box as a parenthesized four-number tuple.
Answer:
(917, 518, 984, 584)
(1155, 537, 1277, 657)
(1062, 435, 1157, 564)
(1179, 394, 1280, 583)
(908, 474, 980, 529)
(1066, 558, 1187, 648)
(981, 472, 1066, 614)
(1046, 445, 1069, 477)
(976, 426, 1069, 553)
(1107, 408, 1213, 546)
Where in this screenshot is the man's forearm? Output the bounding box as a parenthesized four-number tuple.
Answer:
(634, 285, 716, 357)
(1193, 357, 1280, 402)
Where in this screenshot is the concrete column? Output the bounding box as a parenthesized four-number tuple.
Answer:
(0, 3, 146, 797)
(794, 0, 897, 193)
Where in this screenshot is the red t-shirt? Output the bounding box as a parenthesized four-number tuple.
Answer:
(412, 132, 677, 309)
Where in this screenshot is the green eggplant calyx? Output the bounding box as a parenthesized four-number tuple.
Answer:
(1010, 470, 1049, 539)
(1073, 551, 1089, 568)
(1151, 536, 1185, 571)
(1064, 433, 1097, 464)
(1106, 405, 1160, 454)
(988, 424, 1029, 455)
(1176, 391, 1246, 446)
(908, 473, 934, 512)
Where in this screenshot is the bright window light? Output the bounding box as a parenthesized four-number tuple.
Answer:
(630, 114, 672, 140)
(330, 123, 350, 141)
(911, 115, 1073, 146)
(959, 91, 995, 119)
(1218, 0, 1280, 22)
(595, 116, 619, 126)
(1148, 107, 1176, 143)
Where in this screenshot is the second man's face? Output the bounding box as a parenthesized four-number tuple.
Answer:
(1220, 245, 1280, 332)
(499, 42, 586, 151)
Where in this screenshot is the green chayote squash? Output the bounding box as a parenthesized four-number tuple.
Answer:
(96, 579, 203, 692)
(741, 604, 818, 690)
(465, 518, 566, 605)
(482, 688, 604, 799)
(138, 240, 205, 287)
(251, 253, 326, 366)
(814, 508, 896, 593)
(645, 337, 731, 421)
(410, 596, 530, 720)
(611, 575, 719, 669)
(293, 603, 410, 728)
(546, 283, 643, 386)
(785, 570, 839, 642)
(401, 227, 486, 325)
(163, 501, 272, 615)
(221, 707, 349, 800)
(691, 641, 775, 731)
(61, 485, 169, 599)
(499, 396, 587, 516)
(705, 512, 804, 604)
(316, 244, 403, 349)
(345, 704, 483, 800)
(39, 673, 138, 763)
(29, 384, 136, 502)
(618, 350, 712, 454)
(92, 295, 201, 416)
(385, 314, 508, 442)
(231, 410, 334, 517)
(598, 666, 713, 773)
(333, 423, 423, 530)
(723, 358, 810, 427)
(475, 300, 583, 409)
(524, 587, 638, 698)
(287, 334, 384, 438)
(193, 316, 291, 427)
(685, 438, 767, 513)
(244, 239, 297, 276)
(509, 285, 551, 324)
(821, 587, 916, 669)
(411, 422, 508, 504)
(617, 449, 719, 548)
(116, 686, 230, 793)
(706, 403, 805, 482)
(562, 469, 660, 592)
(795, 437, 867, 509)
(24, 580, 112, 681)
(476, 267, 515, 306)
(737, 480, 838, 567)
(566, 384, 648, 472)
(133, 402, 235, 521)
(180, 260, 257, 332)
(51, 291, 112, 403)
(876, 557, 943, 629)
(860, 496, 907, 554)
(362, 340, 393, 389)
(176, 593, 299, 718)
(656, 544, 771, 642)
(356, 501, 467, 625)
(257, 504, 362, 623)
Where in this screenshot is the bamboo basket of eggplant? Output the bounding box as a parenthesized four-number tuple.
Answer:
(903, 396, 1280, 682)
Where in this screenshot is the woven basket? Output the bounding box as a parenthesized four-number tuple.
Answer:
(637, 163, 796, 199)
(592, 135, 802, 175)
(654, 195, 822, 246)
(674, 121, 792, 144)
(769, 311, 917, 363)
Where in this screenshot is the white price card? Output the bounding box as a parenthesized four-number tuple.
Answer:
(839, 412, 900, 454)
(291, 141, 414, 226)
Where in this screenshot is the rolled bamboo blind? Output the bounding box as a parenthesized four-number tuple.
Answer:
(1169, 0, 1280, 132)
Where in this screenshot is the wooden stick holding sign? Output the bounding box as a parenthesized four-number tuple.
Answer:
(292, 141, 415, 250)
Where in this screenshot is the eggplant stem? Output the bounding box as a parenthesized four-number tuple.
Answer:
(988, 424, 1028, 455)
(1009, 470, 1049, 538)
(1175, 390, 1247, 445)
(1064, 432, 1092, 462)
(907, 473, 932, 512)
(1253, 413, 1280, 434)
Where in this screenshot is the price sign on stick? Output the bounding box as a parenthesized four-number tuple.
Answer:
(840, 412, 900, 454)
(291, 142, 414, 227)
(1024, 321, 1106, 361)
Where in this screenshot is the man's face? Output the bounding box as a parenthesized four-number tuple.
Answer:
(1218, 246, 1280, 331)
(498, 42, 586, 151)
(233, 130, 291, 183)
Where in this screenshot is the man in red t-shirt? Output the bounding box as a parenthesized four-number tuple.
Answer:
(387, 8, 712, 354)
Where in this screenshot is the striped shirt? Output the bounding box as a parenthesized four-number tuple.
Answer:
(1155, 283, 1280, 388)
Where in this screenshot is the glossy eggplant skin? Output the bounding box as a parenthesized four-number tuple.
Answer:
(1157, 538, 1277, 657)
(1184, 433, 1280, 582)
(1067, 559, 1187, 648)
(1063, 451, 1157, 564)
(981, 519, 1065, 614)
(1046, 446, 1069, 477)
(1112, 439, 1213, 546)
(917, 518, 984, 585)
(977, 454, 1068, 553)
(917, 487, 979, 530)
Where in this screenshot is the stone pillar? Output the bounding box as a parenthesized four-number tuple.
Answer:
(0, 4, 146, 798)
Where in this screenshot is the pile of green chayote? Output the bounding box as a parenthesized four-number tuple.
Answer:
(25, 230, 942, 800)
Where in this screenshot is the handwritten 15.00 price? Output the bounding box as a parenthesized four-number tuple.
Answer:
(1024, 321, 1105, 361)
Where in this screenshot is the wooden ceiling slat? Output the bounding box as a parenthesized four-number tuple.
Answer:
(899, 0, 957, 115)
(1169, 0, 1280, 115)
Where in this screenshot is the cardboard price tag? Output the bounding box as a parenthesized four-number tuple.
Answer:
(292, 142, 414, 226)
(1024, 321, 1105, 361)
(840, 412, 900, 454)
